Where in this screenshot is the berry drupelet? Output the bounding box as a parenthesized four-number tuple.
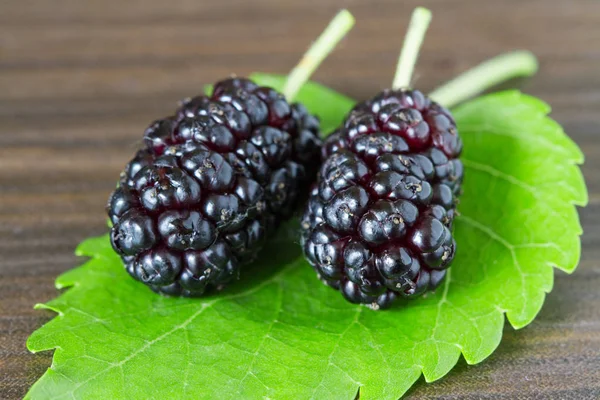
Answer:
(301, 89, 463, 309)
(108, 78, 322, 297)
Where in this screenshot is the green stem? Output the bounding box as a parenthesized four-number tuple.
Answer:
(429, 51, 539, 108)
(392, 7, 432, 90)
(283, 10, 355, 102)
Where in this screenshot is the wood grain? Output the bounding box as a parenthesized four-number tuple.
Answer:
(1, 0, 599, 398)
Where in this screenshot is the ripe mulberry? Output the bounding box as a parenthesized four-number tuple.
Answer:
(301, 89, 463, 309)
(108, 78, 322, 296)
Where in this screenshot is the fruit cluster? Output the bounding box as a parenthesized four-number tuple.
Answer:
(106, 8, 467, 309)
(107, 78, 322, 296)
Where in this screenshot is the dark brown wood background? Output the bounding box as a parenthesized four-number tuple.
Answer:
(1, 0, 599, 398)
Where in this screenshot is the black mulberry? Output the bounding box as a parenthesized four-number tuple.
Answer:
(108, 78, 322, 296)
(301, 89, 463, 309)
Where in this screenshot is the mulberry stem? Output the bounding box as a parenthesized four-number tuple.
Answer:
(429, 51, 539, 108)
(283, 10, 355, 102)
(392, 7, 432, 90)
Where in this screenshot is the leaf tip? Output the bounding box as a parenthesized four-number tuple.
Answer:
(506, 294, 546, 330)
(34, 302, 63, 316)
(55, 270, 78, 290)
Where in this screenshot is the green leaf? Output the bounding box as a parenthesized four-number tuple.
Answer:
(27, 80, 586, 399)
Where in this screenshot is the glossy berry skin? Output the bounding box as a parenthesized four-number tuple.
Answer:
(301, 89, 463, 309)
(108, 78, 322, 297)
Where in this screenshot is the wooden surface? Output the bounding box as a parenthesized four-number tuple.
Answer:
(1, 0, 599, 398)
